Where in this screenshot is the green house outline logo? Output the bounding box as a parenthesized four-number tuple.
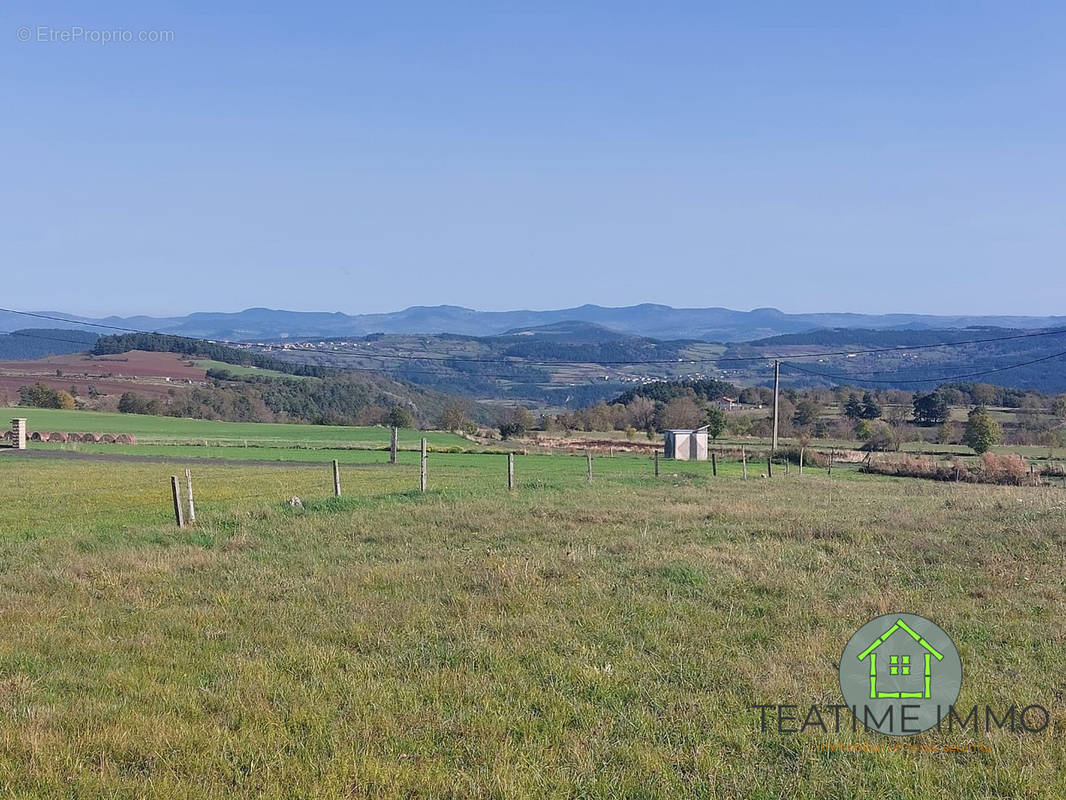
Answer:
(857, 618, 944, 700)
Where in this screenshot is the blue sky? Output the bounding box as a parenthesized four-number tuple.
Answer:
(3, 1, 1065, 317)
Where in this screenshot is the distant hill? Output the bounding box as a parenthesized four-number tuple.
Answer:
(256, 321, 702, 407)
(5, 305, 1064, 343)
(0, 328, 99, 360)
(265, 322, 1066, 399)
(719, 326, 1066, 393)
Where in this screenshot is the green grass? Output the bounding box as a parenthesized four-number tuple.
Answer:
(1, 407, 471, 448)
(0, 449, 1062, 797)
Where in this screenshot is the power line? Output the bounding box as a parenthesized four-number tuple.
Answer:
(270, 325, 1066, 366)
(4, 306, 1066, 366)
(3, 330, 101, 347)
(782, 349, 1066, 385)
(0, 308, 144, 333)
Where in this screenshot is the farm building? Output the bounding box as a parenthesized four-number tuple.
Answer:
(663, 426, 708, 460)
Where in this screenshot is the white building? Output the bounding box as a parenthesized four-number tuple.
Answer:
(663, 426, 709, 460)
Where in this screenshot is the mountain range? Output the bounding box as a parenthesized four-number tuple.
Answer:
(4, 305, 1065, 343)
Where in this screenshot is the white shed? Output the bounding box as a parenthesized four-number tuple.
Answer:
(663, 426, 708, 461)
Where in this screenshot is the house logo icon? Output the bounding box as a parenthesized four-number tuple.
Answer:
(839, 613, 962, 736)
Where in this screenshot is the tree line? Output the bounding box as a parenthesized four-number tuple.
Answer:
(0, 329, 99, 360)
(93, 334, 335, 378)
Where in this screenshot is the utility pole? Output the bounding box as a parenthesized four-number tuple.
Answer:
(771, 359, 780, 454)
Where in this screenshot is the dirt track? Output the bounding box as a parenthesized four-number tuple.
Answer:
(0, 447, 386, 468)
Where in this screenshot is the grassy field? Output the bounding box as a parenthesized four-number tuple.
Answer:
(1, 407, 471, 449)
(193, 360, 310, 380)
(0, 447, 1062, 797)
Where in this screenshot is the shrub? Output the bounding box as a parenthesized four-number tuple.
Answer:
(385, 406, 414, 429)
(863, 452, 1035, 485)
(18, 382, 65, 409)
(860, 422, 900, 452)
(977, 452, 1028, 485)
(118, 392, 161, 415)
(853, 420, 873, 440)
(775, 445, 828, 467)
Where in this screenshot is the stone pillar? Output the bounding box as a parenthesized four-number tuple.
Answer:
(11, 418, 27, 450)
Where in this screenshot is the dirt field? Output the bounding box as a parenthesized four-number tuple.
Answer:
(0, 350, 206, 403)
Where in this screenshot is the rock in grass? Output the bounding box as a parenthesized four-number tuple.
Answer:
(288, 496, 303, 508)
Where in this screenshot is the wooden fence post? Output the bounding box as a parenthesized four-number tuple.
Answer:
(420, 438, 427, 493)
(711, 452, 718, 477)
(828, 450, 833, 476)
(332, 459, 341, 497)
(170, 475, 185, 528)
(799, 447, 804, 475)
(766, 454, 773, 478)
(185, 468, 196, 523)
(586, 451, 593, 484)
(507, 452, 515, 491)
(785, 457, 790, 475)
(390, 426, 398, 465)
(741, 446, 747, 479)
(654, 450, 659, 477)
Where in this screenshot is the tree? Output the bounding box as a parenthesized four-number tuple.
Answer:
(1053, 394, 1066, 421)
(625, 396, 657, 432)
(18, 383, 65, 409)
(436, 401, 470, 432)
(738, 387, 763, 406)
(963, 407, 1001, 454)
(705, 407, 727, 440)
(912, 392, 950, 426)
(886, 405, 909, 429)
(937, 421, 955, 445)
(660, 395, 703, 430)
(497, 406, 534, 439)
(385, 406, 414, 429)
(729, 414, 753, 437)
(860, 392, 882, 420)
(861, 421, 900, 452)
(792, 399, 820, 429)
(844, 393, 863, 420)
(117, 391, 160, 415)
(56, 390, 76, 410)
(970, 383, 997, 407)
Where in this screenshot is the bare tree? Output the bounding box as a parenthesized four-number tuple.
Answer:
(625, 396, 657, 431)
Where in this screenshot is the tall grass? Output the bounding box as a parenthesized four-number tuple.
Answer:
(0, 455, 1062, 797)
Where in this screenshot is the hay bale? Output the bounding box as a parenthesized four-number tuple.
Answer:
(80, 433, 102, 443)
(115, 433, 136, 444)
(1, 430, 12, 442)
(49, 432, 68, 443)
(30, 431, 46, 441)
(101, 433, 117, 444)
